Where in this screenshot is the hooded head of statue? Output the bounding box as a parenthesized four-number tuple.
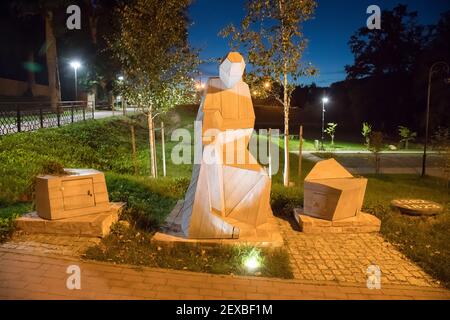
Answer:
(219, 52, 246, 89)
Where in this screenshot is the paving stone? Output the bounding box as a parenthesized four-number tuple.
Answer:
(277, 218, 440, 288)
(0, 214, 448, 300)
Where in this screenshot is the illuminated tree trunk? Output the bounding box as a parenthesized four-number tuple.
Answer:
(283, 63, 290, 187)
(45, 11, 61, 110)
(147, 110, 156, 178)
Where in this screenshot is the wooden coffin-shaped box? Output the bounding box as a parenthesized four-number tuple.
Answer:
(304, 178, 367, 221)
(35, 169, 110, 220)
(304, 159, 367, 221)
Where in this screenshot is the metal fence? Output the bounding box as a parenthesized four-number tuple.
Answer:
(0, 101, 95, 136)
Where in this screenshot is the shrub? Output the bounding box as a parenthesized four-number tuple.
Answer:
(271, 184, 303, 217)
(398, 126, 417, 150)
(362, 122, 372, 149)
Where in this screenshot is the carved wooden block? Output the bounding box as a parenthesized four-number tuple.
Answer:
(35, 169, 110, 220)
(304, 159, 367, 221)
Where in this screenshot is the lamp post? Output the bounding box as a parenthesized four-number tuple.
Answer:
(321, 97, 329, 150)
(70, 61, 81, 101)
(117, 75, 125, 114)
(421, 61, 449, 177)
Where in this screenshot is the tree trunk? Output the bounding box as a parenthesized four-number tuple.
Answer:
(108, 92, 114, 115)
(375, 154, 381, 174)
(45, 11, 61, 110)
(85, 0, 99, 44)
(153, 122, 158, 178)
(88, 16, 98, 44)
(147, 111, 156, 178)
(26, 51, 36, 97)
(131, 124, 138, 175)
(283, 68, 290, 187)
(298, 125, 303, 183)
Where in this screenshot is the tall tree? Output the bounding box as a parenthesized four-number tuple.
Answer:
(345, 4, 425, 79)
(109, 0, 198, 178)
(11, 0, 70, 108)
(222, 0, 317, 187)
(60, 0, 124, 102)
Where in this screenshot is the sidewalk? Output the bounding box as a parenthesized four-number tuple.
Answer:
(1, 248, 449, 300)
(1, 220, 450, 300)
(298, 151, 447, 179)
(93, 108, 139, 119)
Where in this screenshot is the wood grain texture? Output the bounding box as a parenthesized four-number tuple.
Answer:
(304, 159, 368, 221)
(35, 169, 110, 220)
(181, 53, 272, 239)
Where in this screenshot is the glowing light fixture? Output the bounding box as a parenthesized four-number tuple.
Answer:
(243, 249, 262, 271)
(320, 96, 330, 150)
(69, 60, 82, 100)
(70, 60, 81, 70)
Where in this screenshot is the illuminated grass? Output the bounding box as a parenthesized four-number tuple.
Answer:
(84, 222, 293, 279)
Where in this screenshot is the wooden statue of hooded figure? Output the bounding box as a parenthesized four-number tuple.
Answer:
(180, 52, 273, 239)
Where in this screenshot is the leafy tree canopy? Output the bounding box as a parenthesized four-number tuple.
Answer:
(345, 4, 425, 79)
(109, 0, 199, 114)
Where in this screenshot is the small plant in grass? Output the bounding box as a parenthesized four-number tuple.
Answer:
(40, 161, 68, 176)
(362, 122, 372, 149)
(0, 214, 19, 243)
(324, 123, 337, 148)
(398, 126, 417, 150)
(369, 131, 383, 174)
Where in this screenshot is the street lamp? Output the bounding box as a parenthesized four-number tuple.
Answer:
(421, 61, 449, 177)
(321, 97, 329, 150)
(70, 60, 81, 101)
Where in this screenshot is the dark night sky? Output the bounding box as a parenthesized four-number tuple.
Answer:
(188, 0, 450, 86)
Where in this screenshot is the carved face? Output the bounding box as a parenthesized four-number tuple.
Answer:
(219, 52, 246, 89)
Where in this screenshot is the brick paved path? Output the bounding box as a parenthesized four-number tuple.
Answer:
(1, 249, 449, 300)
(0, 218, 449, 300)
(279, 219, 439, 287)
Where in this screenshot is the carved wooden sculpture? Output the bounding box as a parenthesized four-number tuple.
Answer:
(303, 159, 367, 221)
(180, 52, 272, 239)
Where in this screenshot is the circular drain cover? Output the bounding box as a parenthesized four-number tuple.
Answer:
(391, 199, 444, 216)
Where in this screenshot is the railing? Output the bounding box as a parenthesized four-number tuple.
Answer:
(0, 101, 95, 136)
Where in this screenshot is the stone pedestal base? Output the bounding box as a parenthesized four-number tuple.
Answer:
(16, 203, 125, 238)
(152, 201, 283, 247)
(293, 208, 381, 234)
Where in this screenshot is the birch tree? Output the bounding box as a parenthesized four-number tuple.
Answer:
(109, 0, 198, 178)
(221, 0, 317, 186)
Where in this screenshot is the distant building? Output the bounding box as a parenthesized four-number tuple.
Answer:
(0, 78, 50, 99)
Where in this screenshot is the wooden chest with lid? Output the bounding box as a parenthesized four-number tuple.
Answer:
(35, 169, 110, 220)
